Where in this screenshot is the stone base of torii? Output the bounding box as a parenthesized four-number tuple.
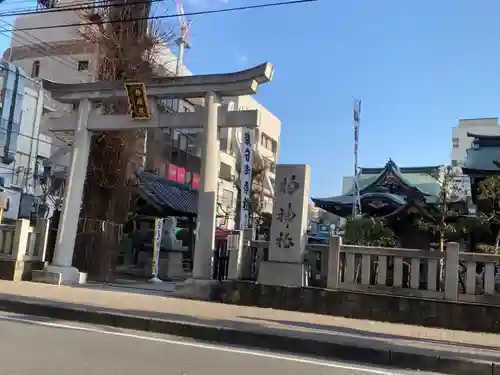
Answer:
(33, 63, 274, 285)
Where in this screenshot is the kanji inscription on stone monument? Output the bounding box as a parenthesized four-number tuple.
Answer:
(268, 165, 311, 263)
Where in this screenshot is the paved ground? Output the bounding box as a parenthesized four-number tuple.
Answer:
(0, 280, 499, 364)
(0, 311, 442, 375)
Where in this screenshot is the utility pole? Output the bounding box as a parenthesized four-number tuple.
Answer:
(352, 98, 362, 218)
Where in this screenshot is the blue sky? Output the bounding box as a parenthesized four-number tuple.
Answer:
(2, 0, 500, 198)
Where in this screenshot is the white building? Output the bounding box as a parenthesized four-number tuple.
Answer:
(7, 2, 281, 229)
(451, 118, 500, 167)
(0, 61, 56, 220)
(450, 118, 500, 199)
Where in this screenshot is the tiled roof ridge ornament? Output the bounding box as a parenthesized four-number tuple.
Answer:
(387, 158, 399, 170)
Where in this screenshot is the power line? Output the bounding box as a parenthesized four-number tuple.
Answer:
(0, 0, 166, 17)
(1, 28, 95, 78)
(0, 15, 100, 80)
(2, 22, 79, 66)
(7, 0, 316, 32)
(1, 0, 175, 78)
(0, 0, 99, 15)
(1, 29, 85, 73)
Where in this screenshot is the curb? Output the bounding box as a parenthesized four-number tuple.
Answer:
(0, 298, 497, 375)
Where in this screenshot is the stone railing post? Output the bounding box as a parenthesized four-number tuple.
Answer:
(12, 219, 31, 261)
(444, 242, 459, 301)
(36, 218, 50, 261)
(327, 235, 341, 289)
(227, 232, 244, 280)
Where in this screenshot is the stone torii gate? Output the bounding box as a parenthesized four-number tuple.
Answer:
(36, 63, 274, 285)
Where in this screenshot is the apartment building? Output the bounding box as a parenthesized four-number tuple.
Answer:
(7, 2, 281, 228)
(450, 118, 500, 199)
(0, 60, 55, 220)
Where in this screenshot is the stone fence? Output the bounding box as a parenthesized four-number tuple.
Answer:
(240, 236, 500, 304)
(0, 219, 50, 281)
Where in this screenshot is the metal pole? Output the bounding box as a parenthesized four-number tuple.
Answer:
(352, 99, 361, 218)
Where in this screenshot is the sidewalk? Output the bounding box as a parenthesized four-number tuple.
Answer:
(0, 280, 498, 374)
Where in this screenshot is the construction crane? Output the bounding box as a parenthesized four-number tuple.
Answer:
(174, 0, 190, 77)
(352, 98, 362, 218)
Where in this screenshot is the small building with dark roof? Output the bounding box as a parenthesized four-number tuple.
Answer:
(133, 172, 198, 218)
(312, 159, 466, 249)
(312, 159, 443, 219)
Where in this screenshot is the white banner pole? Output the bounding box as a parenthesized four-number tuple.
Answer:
(149, 217, 164, 283)
(239, 127, 254, 230)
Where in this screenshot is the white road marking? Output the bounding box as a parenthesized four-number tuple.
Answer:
(0, 313, 405, 375)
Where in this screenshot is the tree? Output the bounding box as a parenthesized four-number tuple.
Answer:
(477, 175, 500, 253)
(73, 1, 174, 279)
(414, 166, 467, 287)
(79, 1, 173, 220)
(342, 216, 398, 247)
(417, 166, 464, 252)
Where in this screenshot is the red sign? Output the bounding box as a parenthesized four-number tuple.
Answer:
(191, 173, 200, 189)
(167, 164, 177, 181)
(176, 167, 186, 184)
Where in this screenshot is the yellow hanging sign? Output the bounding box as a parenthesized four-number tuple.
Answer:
(124, 82, 151, 120)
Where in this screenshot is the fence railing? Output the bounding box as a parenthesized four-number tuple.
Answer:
(328, 238, 500, 302)
(231, 236, 500, 303)
(0, 219, 50, 263)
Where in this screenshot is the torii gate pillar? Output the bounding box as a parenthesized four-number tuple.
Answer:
(193, 91, 220, 279)
(33, 63, 274, 285)
(49, 99, 92, 282)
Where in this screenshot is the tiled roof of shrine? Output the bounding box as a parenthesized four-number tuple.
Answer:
(135, 172, 198, 217)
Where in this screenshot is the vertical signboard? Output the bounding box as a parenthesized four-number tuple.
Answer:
(149, 217, 164, 283)
(167, 164, 178, 181)
(176, 167, 186, 184)
(239, 128, 254, 230)
(191, 173, 200, 189)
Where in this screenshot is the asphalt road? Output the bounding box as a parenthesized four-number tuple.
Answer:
(0, 312, 442, 375)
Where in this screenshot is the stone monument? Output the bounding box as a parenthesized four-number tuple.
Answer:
(258, 164, 310, 287)
(161, 217, 181, 250)
(162, 217, 187, 279)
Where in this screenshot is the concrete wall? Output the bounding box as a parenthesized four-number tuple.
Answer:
(211, 281, 500, 334)
(13, 54, 95, 84)
(12, 10, 82, 46)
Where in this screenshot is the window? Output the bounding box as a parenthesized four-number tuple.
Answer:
(219, 137, 228, 153)
(219, 162, 232, 181)
(451, 160, 458, 167)
(178, 133, 188, 152)
(452, 137, 459, 148)
(260, 133, 277, 154)
(186, 133, 198, 155)
(77, 60, 89, 71)
(220, 189, 234, 210)
(12, 153, 29, 187)
(263, 157, 276, 174)
(31, 60, 40, 78)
